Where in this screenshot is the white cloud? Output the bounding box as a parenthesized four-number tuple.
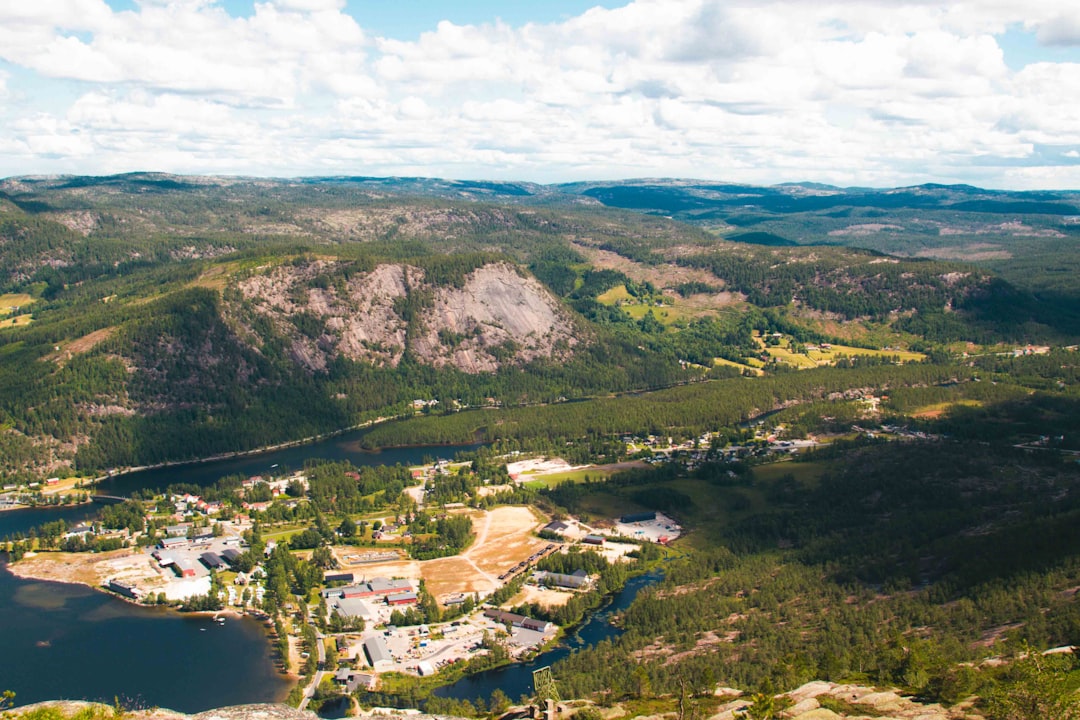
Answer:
(2, 0, 1080, 187)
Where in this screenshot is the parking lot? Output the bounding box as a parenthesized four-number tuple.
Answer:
(610, 512, 682, 543)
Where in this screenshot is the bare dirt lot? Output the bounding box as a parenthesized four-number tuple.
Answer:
(506, 584, 573, 609)
(338, 506, 549, 604)
(8, 548, 158, 588)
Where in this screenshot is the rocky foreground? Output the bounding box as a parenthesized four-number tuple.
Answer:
(709, 681, 981, 720)
(6, 683, 988, 720)
(3, 703, 455, 720)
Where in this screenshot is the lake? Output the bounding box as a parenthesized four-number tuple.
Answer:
(0, 435, 480, 710)
(434, 570, 664, 704)
(0, 555, 290, 712)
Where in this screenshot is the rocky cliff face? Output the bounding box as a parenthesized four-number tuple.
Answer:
(229, 259, 581, 374)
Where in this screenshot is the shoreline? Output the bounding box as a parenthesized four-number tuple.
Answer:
(0, 497, 96, 514)
(2, 553, 240, 618)
(82, 412, 410, 489)
(1, 554, 299, 705)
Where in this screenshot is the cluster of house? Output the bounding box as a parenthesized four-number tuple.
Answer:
(62, 521, 128, 543)
(240, 473, 308, 497)
(172, 493, 225, 517)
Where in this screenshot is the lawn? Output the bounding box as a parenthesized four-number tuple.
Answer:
(0, 293, 35, 314)
(766, 345, 819, 368)
(0, 315, 33, 329)
(758, 334, 925, 369)
(908, 399, 982, 419)
(596, 285, 698, 325)
(807, 344, 925, 363)
(522, 467, 615, 488)
(713, 357, 764, 375)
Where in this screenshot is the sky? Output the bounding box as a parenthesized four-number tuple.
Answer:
(2, 1, 1080, 188)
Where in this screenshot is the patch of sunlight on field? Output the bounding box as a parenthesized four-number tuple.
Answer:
(909, 399, 982, 418)
(713, 357, 763, 375)
(767, 346, 818, 368)
(809, 344, 925, 363)
(0, 314, 33, 329)
(523, 468, 614, 488)
(597, 285, 633, 305)
(0, 293, 35, 314)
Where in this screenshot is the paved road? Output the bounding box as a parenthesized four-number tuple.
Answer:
(297, 627, 328, 710)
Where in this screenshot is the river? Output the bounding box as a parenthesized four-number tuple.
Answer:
(94, 430, 482, 497)
(434, 570, 663, 704)
(0, 504, 102, 540)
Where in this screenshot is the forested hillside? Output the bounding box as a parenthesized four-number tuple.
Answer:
(0, 174, 1077, 482)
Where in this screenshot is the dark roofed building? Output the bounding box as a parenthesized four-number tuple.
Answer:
(620, 511, 657, 524)
(324, 578, 412, 600)
(221, 548, 243, 564)
(542, 520, 570, 534)
(200, 551, 226, 570)
(108, 579, 142, 599)
(324, 572, 355, 585)
(334, 669, 375, 693)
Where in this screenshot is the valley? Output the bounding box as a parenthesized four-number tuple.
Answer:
(1, 174, 1079, 719)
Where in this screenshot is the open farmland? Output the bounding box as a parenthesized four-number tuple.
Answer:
(757, 334, 925, 368)
(0, 293, 34, 314)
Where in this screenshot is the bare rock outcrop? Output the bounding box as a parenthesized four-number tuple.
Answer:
(709, 682, 982, 720)
(410, 263, 578, 373)
(229, 260, 580, 374)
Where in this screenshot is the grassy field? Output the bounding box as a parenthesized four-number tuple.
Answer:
(807, 344, 925, 363)
(908, 399, 983, 418)
(554, 459, 837, 549)
(0, 315, 33, 329)
(0, 293, 35, 329)
(765, 345, 818, 368)
(596, 285, 633, 304)
(596, 285, 711, 326)
(713, 357, 764, 375)
(0, 293, 34, 314)
(757, 333, 925, 369)
(522, 467, 616, 488)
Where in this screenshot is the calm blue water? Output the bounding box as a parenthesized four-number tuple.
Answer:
(94, 431, 481, 497)
(0, 556, 290, 712)
(0, 504, 102, 540)
(434, 570, 663, 703)
(0, 435, 480, 710)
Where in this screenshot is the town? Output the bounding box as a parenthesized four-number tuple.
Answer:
(6, 450, 686, 708)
